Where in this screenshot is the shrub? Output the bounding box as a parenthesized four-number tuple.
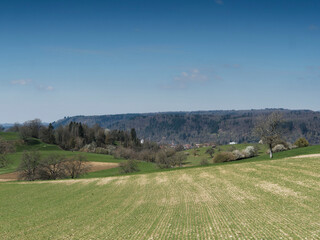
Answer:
(113, 147, 136, 160)
(119, 159, 139, 174)
(272, 144, 287, 153)
(213, 152, 236, 163)
(155, 149, 185, 168)
(294, 138, 309, 148)
(173, 152, 187, 167)
(243, 146, 256, 158)
(232, 150, 245, 160)
(200, 158, 209, 166)
(137, 149, 156, 162)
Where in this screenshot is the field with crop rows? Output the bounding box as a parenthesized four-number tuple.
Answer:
(1, 155, 319, 239)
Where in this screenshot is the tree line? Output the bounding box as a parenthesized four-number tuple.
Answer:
(8, 119, 187, 170)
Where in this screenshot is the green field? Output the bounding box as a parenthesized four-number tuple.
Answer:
(0, 132, 20, 141)
(1, 155, 319, 239)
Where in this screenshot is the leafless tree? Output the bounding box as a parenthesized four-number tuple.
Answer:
(64, 155, 90, 179)
(38, 155, 67, 180)
(17, 151, 41, 181)
(254, 112, 284, 158)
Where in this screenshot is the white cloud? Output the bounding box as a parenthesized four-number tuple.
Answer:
(214, 0, 224, 5)
(164, 69, 210, 90)
(38, 85, 54, 91)
(11, 79, 32, 85)
(10, 79, 55, 92)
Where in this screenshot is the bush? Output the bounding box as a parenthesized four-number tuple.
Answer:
(243, 146, 256, 158)
(232, 150, 245, 160)
(272, 144, 287, 153)
(294, 138, 309, 148)
(113, 147, 136, 160)
(119, 159, 139, 174)
(155, 149, 186, 168)
(213, 152, 236, 163)
(200, 158, 209, 166)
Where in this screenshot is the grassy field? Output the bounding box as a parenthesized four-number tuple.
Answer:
(0, 155, 319, 239)
(0, 132, 20, 141)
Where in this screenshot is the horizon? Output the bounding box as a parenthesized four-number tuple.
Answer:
(1, 0, 320, 123)
(1, 107, 319, 125)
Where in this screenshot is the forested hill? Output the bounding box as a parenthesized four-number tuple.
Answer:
(52, 109, 320, 145)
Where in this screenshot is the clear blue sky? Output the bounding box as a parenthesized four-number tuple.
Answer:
(1, 0, 319, 123)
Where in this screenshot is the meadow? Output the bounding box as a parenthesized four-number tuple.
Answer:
(0, 155, 319, 239)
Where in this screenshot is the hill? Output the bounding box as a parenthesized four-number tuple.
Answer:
(52, 109, 320, 145)
(1, 154, 319, 239)
(0, 132, 130, 178)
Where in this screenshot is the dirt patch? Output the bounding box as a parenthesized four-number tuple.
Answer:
(0, 161, 119, 182)
(87, 162, 119, 172)
(290, 154, 320, 159)
(0, 172, 19, 182)
(257, 181, 300, 198)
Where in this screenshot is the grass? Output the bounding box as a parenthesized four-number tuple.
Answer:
(0, 132, 20, 141)
(0, 155, 319, 239)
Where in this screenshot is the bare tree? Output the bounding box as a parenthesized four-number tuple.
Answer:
(38, 155, 67, 180)
(64, 155, 90, 179)
(205, 148, 215, 158)
(255, 112, 284, 158)
(17, 151, 41, 181)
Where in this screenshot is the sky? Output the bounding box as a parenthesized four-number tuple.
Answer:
(1, 0, 320, 123)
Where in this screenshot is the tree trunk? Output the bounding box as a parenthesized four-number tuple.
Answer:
(269, 144, 273, 158)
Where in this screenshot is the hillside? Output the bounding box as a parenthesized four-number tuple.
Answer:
(1, 155, 319, 239)
(52, 109, 320, 145)
(0, 132, 130, 178)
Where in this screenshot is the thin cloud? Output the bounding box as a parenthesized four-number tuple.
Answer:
(11, 79, 32, 85)
(11, 79, 54, 91)
(163, 69, 210, 90)
(37, 85, 55, 91)
(214, 0, 224, 5)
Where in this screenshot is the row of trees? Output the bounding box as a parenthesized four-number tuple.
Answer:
(8, 119, 143, 151)
(17, 151, 90, 181)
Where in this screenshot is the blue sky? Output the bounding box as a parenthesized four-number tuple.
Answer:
(1, 0, 320, 123)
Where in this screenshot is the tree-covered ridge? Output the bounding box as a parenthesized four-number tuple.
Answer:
(52, 109, 320, 145)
